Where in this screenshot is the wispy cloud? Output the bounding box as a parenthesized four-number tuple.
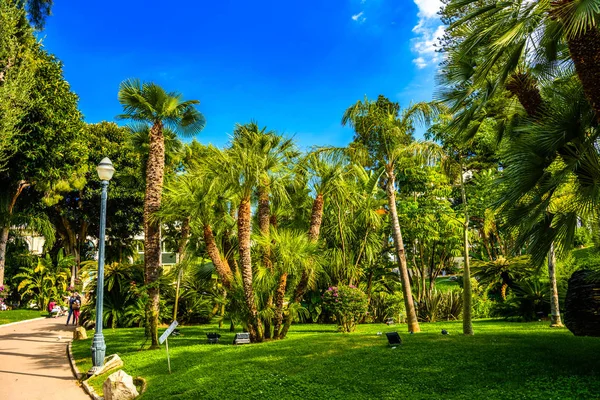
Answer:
(351, 11, 366, 23)
(411, 0, 444, 69)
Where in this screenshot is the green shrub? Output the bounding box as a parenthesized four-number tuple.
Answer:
(322, 285, 368, 332)
(418, 289, 463, 322)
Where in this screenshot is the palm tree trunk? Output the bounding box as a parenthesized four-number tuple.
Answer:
(385, 166, 420, 333)
(548, 243, 563, 327)
(506, 72, 543, 117)
(203, 224, 233, 289)
(567, 27, 600, 117)
(459, 157, 474, 335)
(144, 122, 165, 349)
(238, 196, 262, 342)
(258, 185, 273, 339)
(280, 192, 325, 339)
(272, 272, 287, 339)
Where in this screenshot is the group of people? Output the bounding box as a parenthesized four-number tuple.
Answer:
(47, 291, 82, 325)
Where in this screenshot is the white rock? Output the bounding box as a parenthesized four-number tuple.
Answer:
(93, 354, 124, 376)
(103, 370, 139, 400)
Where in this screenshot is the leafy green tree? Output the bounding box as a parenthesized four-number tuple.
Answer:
(117, 79, 206, 348)
(0, 42, 86, 288)
(342, 95, 439, 333)
(47, 122, 145, 286)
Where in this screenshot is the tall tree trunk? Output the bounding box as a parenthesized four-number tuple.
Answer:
(459, 157, 474, 335)
(280, 192, 325, 339)
(385, 166, 420, 333)
(258, 185, 273, 339)
(144, 122, 165, 349)
(272, 272, 287, 339)
(238, 196, 262, 342)
(0, 181, 29, 288)
(203, 224, 233, 289)
(548, 243, 563, 327)
(0, 227, 8, 288)
(567, 26, 600, 117)
(173, 217, 190, 321)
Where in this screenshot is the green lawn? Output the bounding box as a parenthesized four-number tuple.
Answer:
(434, 276, 460, 292)
(0, 309, 46, 325)
(72, 320, 600, 399)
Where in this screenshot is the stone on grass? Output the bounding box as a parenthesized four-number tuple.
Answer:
(93, 354, 124, 376)
(103, 369, 139, 400)
(73, 327, 87, 340)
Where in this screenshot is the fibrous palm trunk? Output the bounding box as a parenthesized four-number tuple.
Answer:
(258, 185, 273, 339)
(459, 157, 474, 335)
(238, 196, 262, 342)
(203, 224, 233, 289)
(144, 122, 165, 349)
(548, 243, 563, 327)
(568, 27, 600, 117)
(272, 272, 287, 339)
(280, 192, 324, 339)
(385, 166, 420, 333)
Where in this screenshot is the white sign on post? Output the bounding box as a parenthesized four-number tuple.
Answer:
(159, 320, 178, 374)
(159, 320, 178, 344)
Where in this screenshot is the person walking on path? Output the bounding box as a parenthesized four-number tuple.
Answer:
(0, 316, 89, 399)
(72, 298, 81, 325)
(65, 292, 75, 325)
(66, 292, 81, 325)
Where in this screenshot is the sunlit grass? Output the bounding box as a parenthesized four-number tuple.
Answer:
(72, 320, 600, 399)
(0, 309, 46, 325)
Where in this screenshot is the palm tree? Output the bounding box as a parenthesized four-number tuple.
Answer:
(160, 168, 234, 289)
(15, 250, 71, 311)
(229, 123, 297, 338)
(279, 151, 348, 338)
(342, 96, 439, 333)
(443, 0, 600, 117)
(255, 228, 318, 339)
(117, 79, 205, 348)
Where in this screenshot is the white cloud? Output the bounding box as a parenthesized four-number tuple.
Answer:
(351, 11, 366, 22)
(411, 0, 444, 68)
(413, 57, 427, 69)
(414, 0, 442, 19)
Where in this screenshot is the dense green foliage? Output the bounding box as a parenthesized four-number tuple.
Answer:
(322, 285, 368, 332)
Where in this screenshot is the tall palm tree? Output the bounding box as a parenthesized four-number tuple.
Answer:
(160, 167, 234, 289)
(117, 79, 205, 348)
(342, 96, 439, 333)
(229, 123, 297, 338)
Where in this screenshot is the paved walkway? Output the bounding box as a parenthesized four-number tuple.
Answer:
(0, 317, 89, 400)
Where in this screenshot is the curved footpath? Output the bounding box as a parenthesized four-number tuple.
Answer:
(0, 316, 89, 400)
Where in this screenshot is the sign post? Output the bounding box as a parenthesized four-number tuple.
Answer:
(159, 320, 178, 374)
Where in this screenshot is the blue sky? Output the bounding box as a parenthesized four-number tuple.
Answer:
(41, 0, 444, 149)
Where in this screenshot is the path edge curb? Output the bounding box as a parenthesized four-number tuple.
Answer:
(0, 316, 45, 329)
(67, 341, 104, 400)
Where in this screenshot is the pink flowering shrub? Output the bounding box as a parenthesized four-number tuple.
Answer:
(322, 285, 368, 332)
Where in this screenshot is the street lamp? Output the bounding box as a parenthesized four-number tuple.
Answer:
(89, 157, 115, 375)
